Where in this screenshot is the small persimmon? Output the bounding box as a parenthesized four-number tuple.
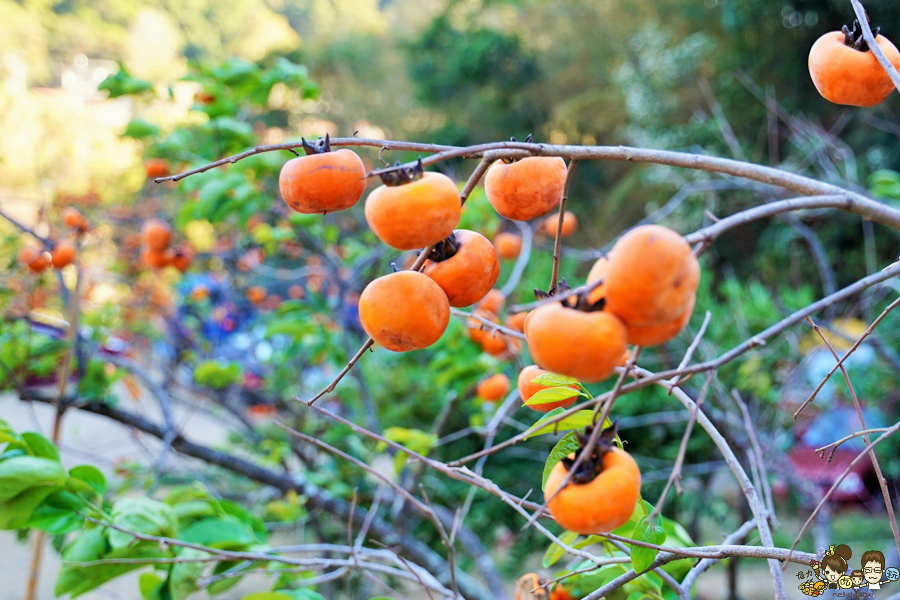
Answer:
(365, 172, 461, 250)
(279, 143, 367, 214)
(467, 308, 498, 344)
(524, 302, 627, 383)
(481, 331, 517, 357)
(809, 22, 900, 107)
(484, 156, 567, 221)
(359, 271, 450, 352)
(168, 246, 193, 272)
(505, 311, 529, 332)
(141, 218, 173, 250)
(246, 286, 267, 304)
(19, 246, 50, 272)
(61, 207, 88, 231)
(142, 247, 169, 269)
(477, 373, 510, 402)
(422, 230, 500, 307)
(540, 211, 578, 237)
(144, 159, 169, 179)
(517, 365, 579, 413)
(478, 289, 505, 314)
(544, 427, 641, 534)
(288, 284, 305, 299)
(604, 225, 699, 327)
(550, 586, 574, 600)
(493, 232, 523, 260)
(50, 241, 77, 269)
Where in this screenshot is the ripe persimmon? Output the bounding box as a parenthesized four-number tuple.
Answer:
(625, 296, 694, 347)
(279, 141, 367, 214)
(422, 230, 500, 307)
(246, 286, 267, 304)
(517, 365, 579, 413)
(365, 172, 461, 250)
(809, 22, 900, 107)
(19, 246, 50, 272)
(524, 302, 627, 383)
(604, 225, 699, 327)
(550, 586, 574, 600)
(467, 308, 498, 344)
(493, 232, 523, 260)
(61, 207, 88, 231)
(505, 311, 529, 332)
(477, 373, 510, 401)
(288, 284, 305, 299)
(544, 427, 641, 534)
(481, 331, 517, 357)
(478, 289, 505, 315)
(142, 247, 169, 269)
(516, 574, 550, 600)
(540, 211, 578, 237)
(484, 155, 567, 221)
(145, 159, 169, 179)
(141, 218, 173, 250)
(359, 271, 450, 352)
(51, 241, 77, 269)
(168, 246, 192, 272)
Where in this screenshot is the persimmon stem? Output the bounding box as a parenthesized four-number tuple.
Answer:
(549, 160, 578, 292)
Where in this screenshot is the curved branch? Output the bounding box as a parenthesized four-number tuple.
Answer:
(849, 0, 900, 94)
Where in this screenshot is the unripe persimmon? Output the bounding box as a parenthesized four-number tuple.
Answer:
(809, 28, 900, 107)
(545, 447, 641, 534)
(477, 373, 510, 401)
(51, 241, 77, 269)
(422, 230, 500, 307)
(141, 218, 173, 251)
(540, 211, 578, 237)
(493, 232, 522, 260)
(19, 246, 50, 272)
(365, 172, 461, 250)
(359, 271, 450, 352)
(604, 225, 699, 327)
(524, 302, 627, 383)
(517, 365, 579, 413)
(279, 149, 366, 214)
(484, 157, 567, 221)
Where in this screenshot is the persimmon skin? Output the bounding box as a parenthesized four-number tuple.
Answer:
(625, 296, 695, 347)
(279, 149, 367, 214)
(478, 289, 505, 314)
(246, 286, 267, 304)
(517, 365, 578, 413)
(19, 246, 50, 272)
(359, 271, 450, 352)
(545, 449, 641, 535)
(493, 232, 522, 260)
(506, 311, 529, 332)
(365, 172, 461, 250)
(142, 247, 169, 269)
(541, 211, 578, 237)
(141, 218, 173, 250)
(809, 31, 900, 107)
(169, 246, 192, 272)
(605, 225, 699, 326)
(62, 207, 88, 231)
(51, 241, 77, 269)
(467, 308, 498, 344)
(477, 373, 510, 401)
(485, 157, 567, 221)
(481, 331, 517, 357)
(423, 230, 500, 307)
(524, 303, 627, 383)
(145, 159, 169, 179)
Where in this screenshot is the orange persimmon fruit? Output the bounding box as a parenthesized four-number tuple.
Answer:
(540, 211, 578, 237)
(517, 365, 579, 413)
(61, 207, 88, 231)
(279, 143, 367, 214)
(19, 246, 50, 272)
(145, 159, 169, 179)
(493, 232, 523, 260)
(359, 271, 450, 352)
(485, 155, 567, 221)
(477, 289, 505, 315)
(50, 241, 77, 269)
(422, 230, 500, 307)
(477, 373, 510, 402)
(141, 218, 173, 251)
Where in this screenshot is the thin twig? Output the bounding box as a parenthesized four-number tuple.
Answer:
(549, 160, 578, 291)
(849, 0, 900, 93)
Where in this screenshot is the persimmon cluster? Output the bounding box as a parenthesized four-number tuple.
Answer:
(17, 207, 85, 273)
(140, 218, 192, 272)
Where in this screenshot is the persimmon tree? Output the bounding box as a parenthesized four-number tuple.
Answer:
(4, 4, 900, 600)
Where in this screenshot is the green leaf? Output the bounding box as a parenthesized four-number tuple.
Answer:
(108, 498, 178, 549)
(169, 547, 208, 600)
(139, 572, 165, 600)
(219, 498, 267, 543)
(524, 409, 595, 439)
(25, 491, 85, 534)
(542, 432, 582, 491)
(240, 593, 293, 600)
(0, 456, 67, 502)
(542, 530, 579, 568)
(68, 465, 107, 497)
(54, 527, 108, 596)
(278, 591, 327, 600)
(0, 484, 58, 529)
(58, 541, 170, 598)
(21, 432, 60, 461)
(531, 372, 580, 387)
(525, 385, 583, 406)
(630, 515, 667, 573)
(194, 360, 242, 390)
(123, 119, 160, 140)
(98, 63, 153, 98)
(179, 515, 256, 550)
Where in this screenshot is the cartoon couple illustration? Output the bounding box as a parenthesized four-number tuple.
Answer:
(802, 544, 899, 596)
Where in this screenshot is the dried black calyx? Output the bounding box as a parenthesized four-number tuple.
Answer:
(503, 134, 536, 164)
(300, 133, 332, 155)
(534, 278, 570, 302)
(842, 19, 880, 52)
(426, 233, 461, 262)
(379, 159, 424, 187)
(561, 423, 618, 484)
